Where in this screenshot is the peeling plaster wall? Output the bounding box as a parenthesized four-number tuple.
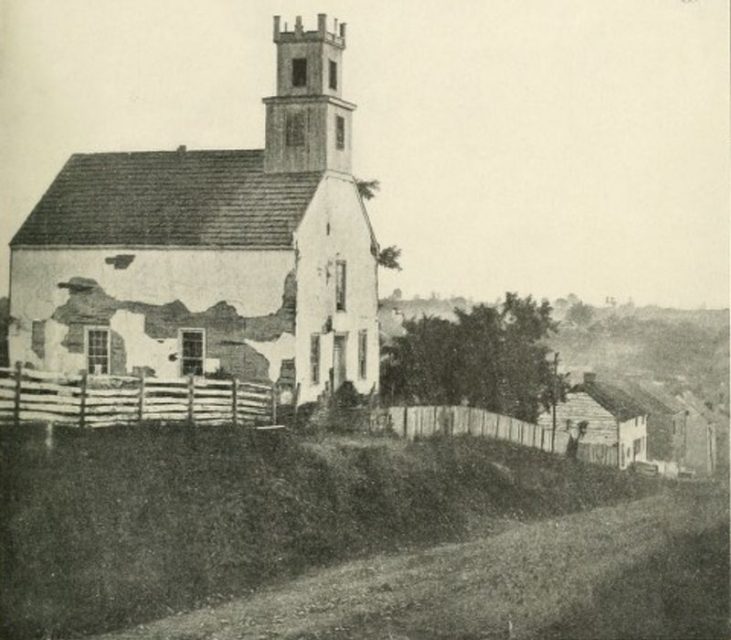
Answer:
(11, 249, 294, 320)
(9, 248, 296, 383)
(109, 309, 179, 379)
(244, 333, 296, 384)
(294, 173, 380, 403)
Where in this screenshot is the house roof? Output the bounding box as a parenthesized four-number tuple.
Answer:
(10, 149, 323, 248)
(677, 391, 723, 425)
(572, 380, 647, 422)
(605, 379, 686, 417)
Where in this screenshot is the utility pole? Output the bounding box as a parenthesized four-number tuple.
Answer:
(551, 352, 559, 452)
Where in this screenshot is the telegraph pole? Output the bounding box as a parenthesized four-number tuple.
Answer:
(551, 352, 559, 452)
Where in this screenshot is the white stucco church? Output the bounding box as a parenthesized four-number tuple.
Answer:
(7, 14, 380, 405)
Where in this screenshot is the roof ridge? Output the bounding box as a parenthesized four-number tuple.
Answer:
(70, 148, 266, 158)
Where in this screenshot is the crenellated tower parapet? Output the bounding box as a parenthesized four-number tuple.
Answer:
(264, 14, 355, 174)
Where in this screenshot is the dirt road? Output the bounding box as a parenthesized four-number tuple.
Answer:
(94, 488, 727, 640)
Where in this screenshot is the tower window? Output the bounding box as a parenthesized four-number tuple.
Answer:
(329, 59, 337, 90)
(292, 58, 307, 87)
(335, 115, 345, 150)
(286, 112, 305, 147)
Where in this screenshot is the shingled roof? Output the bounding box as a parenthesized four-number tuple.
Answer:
(11, 149, 323, 248)
(572, 380, 647, 422)
(613, 380, 686, 416)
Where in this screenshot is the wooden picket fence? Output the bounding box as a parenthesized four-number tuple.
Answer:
(370, 405, 619, 468)
(0, 363, 276, 429)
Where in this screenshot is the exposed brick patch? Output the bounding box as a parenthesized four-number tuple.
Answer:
(57, 279, 95, 294)
(31, 320, 45, 359)
(104, 254, 136, 269)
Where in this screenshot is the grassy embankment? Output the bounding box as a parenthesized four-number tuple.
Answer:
(1, 422, 661, 639)
(93, 488, 728, 640)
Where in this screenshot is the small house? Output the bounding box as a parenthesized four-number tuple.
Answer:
(538, 373, 648, 469)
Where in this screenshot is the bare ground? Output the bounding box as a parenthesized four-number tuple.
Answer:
(93, 487, 727, 640)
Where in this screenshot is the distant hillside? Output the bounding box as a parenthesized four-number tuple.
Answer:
(380, 295, 473, 321)
(379, 295, 475, 342)
(379, 294, 729, 411)
(549, 315, 729, 408)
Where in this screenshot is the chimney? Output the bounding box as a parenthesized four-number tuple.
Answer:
(177, 144, 187, 154)
(583, 372, 597, 384)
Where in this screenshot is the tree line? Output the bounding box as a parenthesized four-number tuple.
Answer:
(381, 293, 564, 423)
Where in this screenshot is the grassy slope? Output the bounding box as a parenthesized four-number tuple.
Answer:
(1, 425, 659, 639)
(92, 486, 728, 640)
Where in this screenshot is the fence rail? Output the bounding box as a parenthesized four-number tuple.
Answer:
(370, 405, 619, 468)
(0, 364, 275, 428)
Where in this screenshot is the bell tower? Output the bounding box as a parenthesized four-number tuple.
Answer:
(263, 14, 356, 174)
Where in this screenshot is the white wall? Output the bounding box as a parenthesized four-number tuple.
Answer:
(9, 247, 295, 377)
(618, 415, 648, 469)
(294, 172, 379, 403)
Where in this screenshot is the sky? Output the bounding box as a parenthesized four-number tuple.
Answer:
(0, 0, 728, 308)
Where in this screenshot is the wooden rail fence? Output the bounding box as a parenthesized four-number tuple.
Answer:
(0, 364, 275, 428)
(370, 405, 619, 468)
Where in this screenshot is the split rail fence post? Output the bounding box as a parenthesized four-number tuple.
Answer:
(138, 371, 146, 424)
(79, 371, 88, 429)
(232, 378, 239, 427)
(187, 374, 195, 424)
(13, 361, 21, 426)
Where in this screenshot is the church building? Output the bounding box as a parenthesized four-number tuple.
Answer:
(7, 14, 380, 405)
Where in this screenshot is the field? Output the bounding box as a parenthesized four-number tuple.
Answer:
(0, 423, 664, 639)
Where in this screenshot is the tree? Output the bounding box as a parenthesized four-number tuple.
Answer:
(356, 178, 380, 200)
(566, 301, 594, 326)
(356, 178, 403, 271)
(381, 293, 563, 421)
(380, 315, 461, 406)
(377, 245, 402, 270)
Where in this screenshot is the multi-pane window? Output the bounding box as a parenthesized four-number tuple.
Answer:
(310, 334, 321, 384)
(181, 330, 205, 376)
(335, 115, 345, 150)
(292, 58, 307, 87)
(86, 328, 109, 375)
(335, 260, 347, 311)
(329, 59, 337, 90)
(358, 330, 367, 379)
(286, 112, 305, 147)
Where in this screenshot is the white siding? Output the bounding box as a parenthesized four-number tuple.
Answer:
(537, 392, 619, 446)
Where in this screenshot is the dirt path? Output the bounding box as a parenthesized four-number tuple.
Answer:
(94, 489, 725, 640)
